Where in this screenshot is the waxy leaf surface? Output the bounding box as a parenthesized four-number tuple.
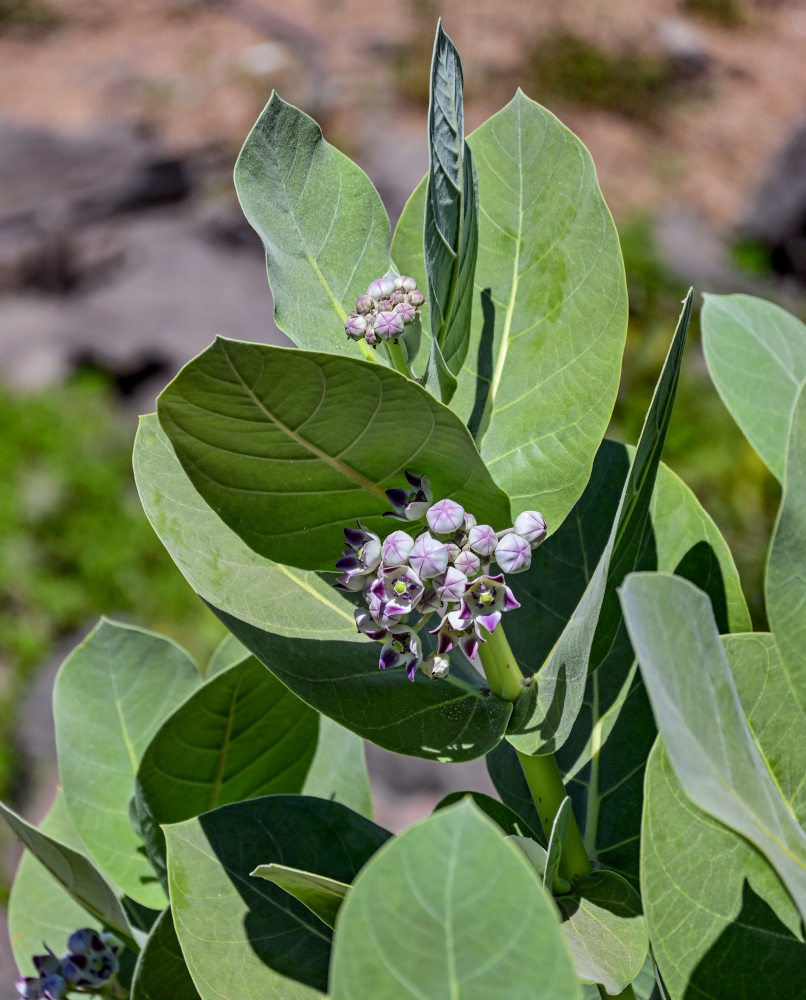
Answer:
(135, 656, 319, 883)
(434, 789, 543, 841)
(622, 573, 806, 922)
(302, 715, 373, 820)
(506, 294, 691, 755)
(8, 792, 103, 974)
(166, 795, 390, 1000)
(557, 869, 647, 994)
(702, 293, 806, 481)
(234, 93, 390, 361)
(394, 91, 627, 527)
(766, 380, 806, 712)
(131, 907, 200, 1000)
(54, 620, 200, 908)
(251, 864, 349, 927)
(134, 415, 359, 640)
(211, 611, 512, 762)
(158, 339, 510, 570)
(329, 800, 580, 1000)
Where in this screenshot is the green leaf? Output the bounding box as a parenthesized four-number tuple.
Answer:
(8, 792, 103, 974)
(302, 715, 373, 820)
(0, 798, 137, 947)
(135, 656, 319, 884)
(251, 864, 349, 927)
(557, 869, 648, 994)
(54, 620, 200, 909)
(507, 834, 548, 876)
(701, 293, 806, 481)
(506, 293, 691, 755)
(234, 92, 390, 362)
(206, 633, 248, 677)
(329, 800, 581, 1000)
(166, 795, 390, 999)
(394, 91, 628, 526)
(424, 21, 479, 394)
(131, 907, 200, 1000)
(209, 613, 513, 761)
(433, 790, 543, 841)
(621, 573, 806, 922)
(642, 741, 806, 1000)
(766, 381, 806, 713)
(133, 414, 359, 641)
(544, 796, 572, 892)
(157, 339, 511, 571)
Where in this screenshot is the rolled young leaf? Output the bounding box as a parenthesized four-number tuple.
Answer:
(250, 865, 349, 928)
(621, 573, 806, 922)
(235, 93, 391, 361)
(701, 293, 806, 482)
(157, 339, 511, 570)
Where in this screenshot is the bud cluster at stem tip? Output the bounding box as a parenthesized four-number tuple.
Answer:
(335, 472, 547, 682)
(15, 929, 120, 999)
(344, 275, 425, 347)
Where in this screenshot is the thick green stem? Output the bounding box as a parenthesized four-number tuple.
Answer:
(384, 337, 412, 378)
(515, 749, 591, 886)
(477, 624, 524, 702)
(597, 984, 637, 1000)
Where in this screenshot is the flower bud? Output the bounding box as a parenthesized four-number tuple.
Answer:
(409, 532, 450, 579)
(454, 548, 481, 578)
(382, 530, 415, 566)
(407, 289, 425, 307)
(463, 511, 477, 532)
(368, 276, 396, 299)
(513, 510, 547, 547)
(355, 294, 373, 314)
(364, 325, 379, 346)
(389, 290, 406, 306)
(435, 565, 468, 604)
(39, 976, 67, 1000)
(395, 275, 417, 292)
(427, 498, 465, 535)
(15, 978, 42, 999)
(422, 652, 451, 679)
(344, 314, 367, 340)
(374, 310, 406, 341)
(495, 532, 532, 573)
(394, 301, 417, 325)
(468, 524, 498, 557)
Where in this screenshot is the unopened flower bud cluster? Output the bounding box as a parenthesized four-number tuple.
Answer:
(335, 472, 547, 682)
(344, 275, 425, 347)
(15, 929, 119, 1000)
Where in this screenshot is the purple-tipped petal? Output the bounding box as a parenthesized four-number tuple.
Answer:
(426, 498, 466, 535)
(462, 574, 519, 629)
(513, 510, 547, 547)
(494, 532, 531, 574)
(355, 608, 389, 641)
(468, 524, 498, 557)
(504, 587, 520, 611)
(477, 611, 502, 633)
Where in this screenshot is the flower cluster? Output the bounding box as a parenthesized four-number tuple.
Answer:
(16, 930, 119, 999)
(344, 275, 425, 347)
(335, 473, 547, 681)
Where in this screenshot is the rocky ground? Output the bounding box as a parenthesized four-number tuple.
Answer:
(2, 0, 806, 988)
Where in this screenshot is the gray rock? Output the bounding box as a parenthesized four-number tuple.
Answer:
(656, 17, 712, 79)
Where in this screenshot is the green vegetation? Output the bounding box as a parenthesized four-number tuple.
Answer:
(0, 0, 61, 32)
(683, 0, 748, 28)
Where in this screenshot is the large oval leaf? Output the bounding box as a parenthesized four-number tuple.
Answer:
(622, 573, 806, 922)
(234, 93, 390, 362)
(329, 799, 581, 1000)
(166, 795, 390, 1000)
(131, 907, 200, 1000)
(54, 620, 200, 908)
(766, 380, 806, 712)
(211, 611, 512, 762)
(302, 715, 373, 820)
(134, 414, 359, 640)
(135, 656, 319, 883)
(157, 339, 511, 570)
(393, 90, 627, 528)
(702, 293, 806, 481)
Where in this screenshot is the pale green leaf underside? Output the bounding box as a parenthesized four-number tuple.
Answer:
(301, 715, 373, 820)
(702, 293, 806, 482)
(394, 90, 628, 529)
(54, 620, 199, 909)
(134, 414, 359, 641)
(234, 92, 390, 362)
(622, 573, 806, 923)
(251, 864, 349, 927)
(329, 800, 581, 1000)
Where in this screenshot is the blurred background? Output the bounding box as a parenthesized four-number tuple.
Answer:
(1, 0, 805, 979)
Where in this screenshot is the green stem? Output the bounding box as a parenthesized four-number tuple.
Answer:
(384, 337, 412, 378)
(477, 624, 524, 702)
(597, 984, 637, 1000)
(515, 749, 591, 886)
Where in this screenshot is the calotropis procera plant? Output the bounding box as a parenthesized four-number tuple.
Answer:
(4, 19, 806, 1000)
